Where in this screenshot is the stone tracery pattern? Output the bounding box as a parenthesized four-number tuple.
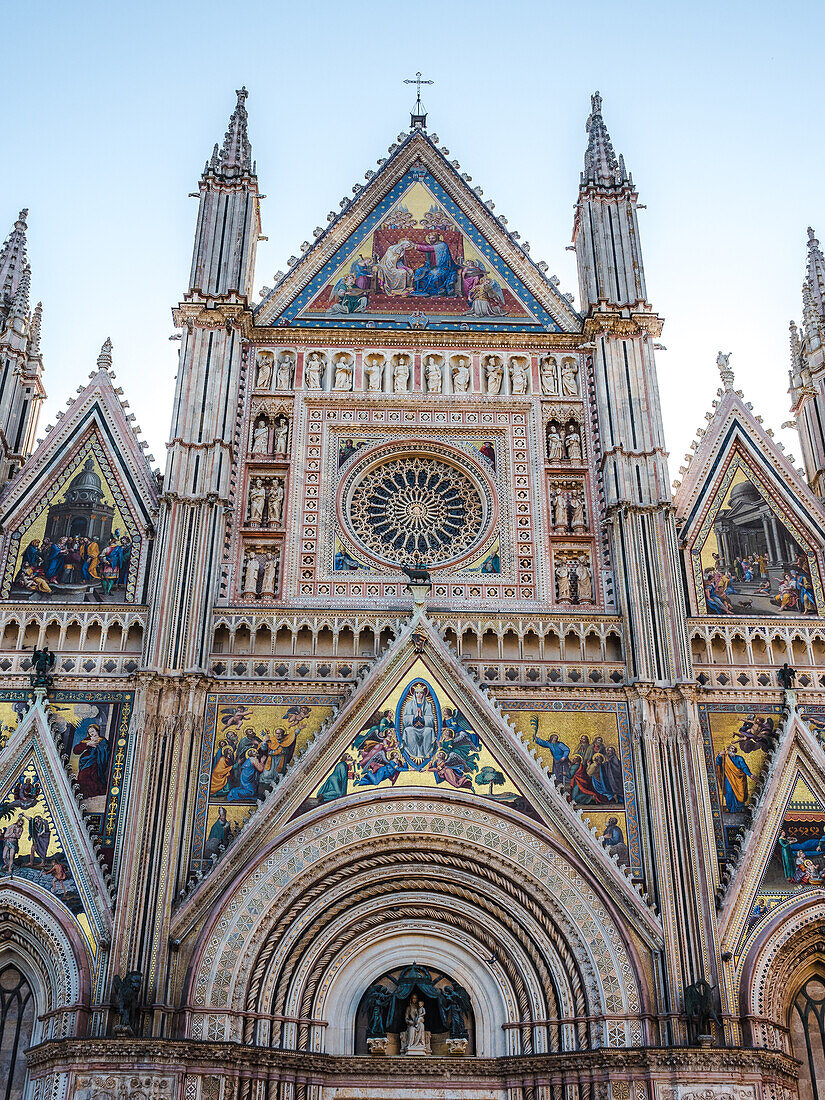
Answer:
(345, 455, 487, 567)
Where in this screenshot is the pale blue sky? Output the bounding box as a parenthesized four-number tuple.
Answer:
(2, 1, 822, 475)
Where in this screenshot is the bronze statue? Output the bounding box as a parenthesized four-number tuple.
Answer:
(778, 662, 796, 689)
(30, 645, 55, 689)
(112, 971, 143, 1035)
(684, 977, 721, 1041)
(364, 982, 393, 1039)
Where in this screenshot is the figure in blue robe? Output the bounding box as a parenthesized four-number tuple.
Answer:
(317, 755, 352, 802)
(414, 235, 457, 296)
(227, 755, 262, 801)
(534, 734, 570, 785)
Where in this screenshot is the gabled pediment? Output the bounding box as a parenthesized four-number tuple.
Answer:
(0, 694, 113, 955)
(255, 131, 582, 334)
(175, 615, 659, 945)
(719, 700, 825, 965)
(674, 389, 825, 618)
(0, 366, 159, 604)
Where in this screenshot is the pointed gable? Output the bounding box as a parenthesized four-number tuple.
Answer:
(719, 703, 825, 969)
(255, 131, 581, 334)
(0, 695, 113, 955)
(0, 355, 159, 604)
(674, 373, 825, 618)
(183, 617, 658, 943)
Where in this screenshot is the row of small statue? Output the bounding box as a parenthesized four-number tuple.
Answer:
(547, 421, 582, 463)
(556, 554, 594, 604)
(242, 547, 280, 598)
(550, 490, 588, 533)
(254, 350, 581, 397)
(247, 476, 284, 528)
(250, 414, 289, 457)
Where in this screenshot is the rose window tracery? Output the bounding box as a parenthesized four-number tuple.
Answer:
(344, 454, 489, 568)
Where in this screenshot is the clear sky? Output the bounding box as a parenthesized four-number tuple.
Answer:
(2, 0, 822, 479)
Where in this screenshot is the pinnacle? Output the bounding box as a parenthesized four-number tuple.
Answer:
(0, 207, 30, 309)
(581, 91, 629, 188)
(805, 224, 825, 320)
(213, 86, 253, 177)
(97, 337, 113, 371)
(29, 301, 42, 354)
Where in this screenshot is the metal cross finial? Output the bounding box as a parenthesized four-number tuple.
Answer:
(404, 71, 434, 124)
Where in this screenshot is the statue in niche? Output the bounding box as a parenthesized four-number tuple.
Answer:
(571, 493, 586, 531)
(425, 355, 442, 393)
(485, 356, 503, 395)
(248, 478, 266, 525)
(547, 425, 564, 462)
(565, 424, 582, 462)
(439, 984, 471, 1039)
(510, 357, 528, 395)
(251, 418, 269, 454)
(540, 356, 558, 395)
(268, 479, 284, 526)
(393, 355, 410, 393)
(305, 353, 325, 390)
(561, 358, 579, 396)
(243, 551, 260, 595)
(400, 994, 428, 1055)
(452, 358, 471, 393)
(556, 559, 572, 602)
(260, 551, 279, 597)
(552, 492, 567, 531)
(255, 355, 273, 389)
(365, 356, 383, 392)
(364, 983, 393, 1039)
(577, 556, 593, 602)
(276, 354, 293, 390)
(274, 417, 289, 457)
(112, 972, 142, 1036)
(334, 356, 353, 391)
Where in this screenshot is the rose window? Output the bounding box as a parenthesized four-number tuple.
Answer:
(343, 454, 489, 568)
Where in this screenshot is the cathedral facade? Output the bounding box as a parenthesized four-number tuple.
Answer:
(0, 88, 824, 1100)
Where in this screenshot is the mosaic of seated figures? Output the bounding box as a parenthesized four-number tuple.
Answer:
(297, 178, 545, 328)
(694, 467, 823, 618)
(1, 445, 141, 604)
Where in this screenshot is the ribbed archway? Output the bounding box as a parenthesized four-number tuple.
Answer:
(184, 794, 652, 1055)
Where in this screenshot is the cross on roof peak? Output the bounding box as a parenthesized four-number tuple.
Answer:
(404, 71, 434, 130)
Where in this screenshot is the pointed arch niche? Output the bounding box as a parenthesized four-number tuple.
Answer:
(0, 883, 91, 1100)
(740, 897, 825, 1094)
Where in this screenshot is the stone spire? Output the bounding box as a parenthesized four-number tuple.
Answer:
(209, 87, 253, 178)
(581, 92, 629, 188)
(189, 88, 260, 298)
(97, 336, 113, 371)
(805, 226, 825, 320)
(0, 209, 29, 310)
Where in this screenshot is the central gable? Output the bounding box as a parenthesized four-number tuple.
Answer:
(255, 131, 582, 334)
(292, 173, 550, 331)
